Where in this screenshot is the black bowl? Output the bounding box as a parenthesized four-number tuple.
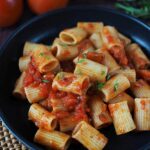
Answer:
(0, 6, 150, 150)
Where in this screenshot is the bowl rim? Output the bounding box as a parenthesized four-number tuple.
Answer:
(0, 5, 150, 150)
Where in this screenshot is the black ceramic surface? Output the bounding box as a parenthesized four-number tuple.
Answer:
(0, 6, 150, 150)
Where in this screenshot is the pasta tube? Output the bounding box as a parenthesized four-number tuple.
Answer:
(34, 129, 70, 150)
(126, 43, 150, 69)
(77, 22, 104, 34)
(134, 98, 150, 131)
(59, 27, 87, 45)
(19, 56, 31, 72)
(32, 49, 60, 73)
(101, 74, 130, 102)
(88, 96, 112, 129)
(52, 72, 90, 95)
(108, 101, 136, 135)
(74, 58, 108, 82)
(28, 103, 57, 131)
(96, 49, 120, 74)
(130, 79, 150, 98)
(23, 41, 51, 56)
(109, 92, 134, 112)
(118, 33, 131, 46)
(52, 38, 79, 61)
(13, 72, 26, 99)
(90, 33, 103, 48)
(72, 121, 108, 150)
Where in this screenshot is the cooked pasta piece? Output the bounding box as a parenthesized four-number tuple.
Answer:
(59, 27, 87, 45)
(74, 58, 108, 82)
(28, 103, 57, 131)
(59, 114, 87, 132)
(126, 43, 150, 69)
(24, 84, 46, 103)
(23, 41, 51, 56)
(88, 96, 112, 129)
(52, 72, 90, 95)
(77, 39, 95, 52)
(96, 49, 120, 74)
(137, 69, 150, 82)
(72, 121, 108, 150)
(32, 49, 60, 73)
(111, 68, 136, 83)
(101, 26, 128, 66)
(118, 33, 131, 46)
(130, 79, 150, 98)
(101, 74, 130, 102)
(51, 38, 79, 61)
(77, 22, 104, 34)
(134, 98, 150, 131)
(34, 129, 70, 150)
(109, 92, 134, 112)
(19, 56, 31, 72)
(13, 72, 26, 99)
(109, 101, 136, 135)
(90, 33, 103, 48)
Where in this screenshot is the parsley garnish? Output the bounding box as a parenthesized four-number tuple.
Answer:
(106, 74, 111, 80)
(39, 52, 44, 56)
(97, 82, 105, 90)
(42, 79, 50, 83)
(114, 80, 119, 92)
(59, 43, 68, 47)
(58, 72, 64, 80)
(101, 70, 106, 76)
(78, 59, 86, 63)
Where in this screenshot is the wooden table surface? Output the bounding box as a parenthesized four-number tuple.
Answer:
(0, 0, 116, 46)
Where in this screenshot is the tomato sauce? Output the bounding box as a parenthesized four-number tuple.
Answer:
(140, 100, 146, 110)
(58, 76, 76, 86)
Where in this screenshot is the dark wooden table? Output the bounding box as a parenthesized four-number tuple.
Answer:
(0, 0, 116, 46)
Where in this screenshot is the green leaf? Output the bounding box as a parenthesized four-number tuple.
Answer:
(39, 52, 44, 56)
(114, 80, 119, 92)
(101, 70, 106, 76)
(42, 79, 50, 83)
(97, 82, 105, 90)
(106, 74, 111, 80)
(78, 59, 86, 63)
(82, 53, 87, 58)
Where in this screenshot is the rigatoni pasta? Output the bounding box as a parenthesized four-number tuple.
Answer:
(134, 98, 150, 131)
(109, 101, 136, 135)
(72, 121, 108, 150)
(34, 129, 70, 150)
(101, 74, 130, 102)
(13, 22, 150, 150)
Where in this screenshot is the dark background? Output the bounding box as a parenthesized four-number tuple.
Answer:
(0, 0, 116, 46)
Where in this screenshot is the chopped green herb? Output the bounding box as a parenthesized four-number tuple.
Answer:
(106, 74, 111, 80)
(82, 53, 87, 58)
(97, 82, 105, 90)
(42, 79, 50, 83)
(101, 70, 106, 76)
(114, 80, 119, 92)
(39, 52, 44, 56)
(45, 56, 51, 60)
(78, 59, 86, 63)
(59, 43, 68, 47)
(58, 72, 64, 80)
(75, 68, 82, 75)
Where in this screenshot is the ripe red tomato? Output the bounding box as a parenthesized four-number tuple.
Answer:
(0, 0, 23, 27)
(28, 0, 69, 15)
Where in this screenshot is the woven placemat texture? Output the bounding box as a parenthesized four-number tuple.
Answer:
(0, 120, 27, 150)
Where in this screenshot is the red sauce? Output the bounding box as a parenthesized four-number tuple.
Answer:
(24, 62, 41, 87)
(137, 70, 150, 81)
(140, 100, 146, 110)
(81, 79, 89, 90)
(58, 76, 76, 86)
(50, 90, 88, 120)
(39, 83, 51, 98)
(62, 50, 71, 57)
(87, 23, 94, 29)
(86, 52, 104, 64)
(134, 80, 146, 88)
(99, 114, 108, 123)
(78, 39, 94, 52)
